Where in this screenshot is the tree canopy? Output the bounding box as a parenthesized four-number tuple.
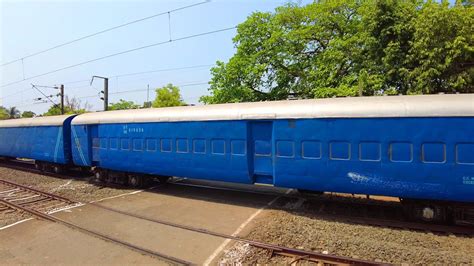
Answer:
(201, 0, 473, 104)
(43, 96, 89, 116)
(109, 99, 140, 110)
(0, 106, 9, 120)
(152, 84, 185, 108)
(21, 111, 35, 118)
(7, 107, 20, 119)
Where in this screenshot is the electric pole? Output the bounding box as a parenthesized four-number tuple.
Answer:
(91, 76, 109, 111)
(59, 84, 65, 114)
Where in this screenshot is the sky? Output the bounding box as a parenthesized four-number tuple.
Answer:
(0, 0, 311, 114)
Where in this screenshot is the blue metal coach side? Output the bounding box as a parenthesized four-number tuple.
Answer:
(70, 94, 474, 203)
(0, 115, 76, 165)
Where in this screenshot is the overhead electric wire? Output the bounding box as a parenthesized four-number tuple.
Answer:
(0, 1, 210, 67)
(61, 63, 214, 86)
(0, 26, 236, 89)
(78, 81, 208, 99)
(0, 64, 214, 100)
(31, 84, 58, 107)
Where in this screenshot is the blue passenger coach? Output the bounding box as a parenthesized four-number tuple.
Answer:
(0, 115, 76, 171)
(70, 94, 474, 221)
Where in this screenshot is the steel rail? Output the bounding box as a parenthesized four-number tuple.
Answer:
(0, 176, 380, 265)
(2, 160, 474, 236)
(0, 178, 75, 204)
(89, 202, 382, 265)
(0, 198, 192, 265)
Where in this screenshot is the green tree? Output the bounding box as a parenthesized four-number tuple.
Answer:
(0, 106, 8, 120)
(43, 96, 89, 116)
(407, 1, 473, 94)
(8, 107, 20, 119)
(21, 111, 36, 118)
(201, 0, 473, 104)
(152, 84, 185, 108)
(108, 99, 140, 110)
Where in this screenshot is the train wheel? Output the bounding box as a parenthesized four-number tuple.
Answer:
(401, 199, 452, 224)
(128, 174, 143, 188)
(94, 169, 108, 182)
(35, 161, 43, 171)
(52, 165, 63, 174)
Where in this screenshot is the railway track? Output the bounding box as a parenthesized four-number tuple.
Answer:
(1, 159, 474, 236)
(0, 176, 381, 265)
(0, 178, 191, 265)
(0, 178, 80, 215)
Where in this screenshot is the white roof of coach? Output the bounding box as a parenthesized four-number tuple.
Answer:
(0, 114, 76, 128)
(71, 94, 474, 125)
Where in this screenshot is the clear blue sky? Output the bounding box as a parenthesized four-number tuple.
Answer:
(0, 0, 311, 114)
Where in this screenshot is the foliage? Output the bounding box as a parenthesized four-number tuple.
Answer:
(8, 107, 20, 119)
(108, 99, 140, 111)
(43, 96, 90, 116)
(21, 111, 36, 118)
(152, 84, 185, 108)
(0, 106, 8, 120)
(201, 0, 473, 103)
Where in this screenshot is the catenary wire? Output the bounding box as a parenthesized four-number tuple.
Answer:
(0, 26, 236, 89)
(0, 64, 214, 100)
(0, 1, 210, 67)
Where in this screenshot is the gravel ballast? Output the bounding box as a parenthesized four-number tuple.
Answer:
(220, 198, 474, 265)
(0, 166, 139, 227)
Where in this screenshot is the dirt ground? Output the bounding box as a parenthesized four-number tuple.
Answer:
(2, 165, 474, 264)
(0, 166, 138, 227)
(220, 197, 474, 265)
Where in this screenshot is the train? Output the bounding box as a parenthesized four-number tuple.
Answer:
(0, 94, 473, 224)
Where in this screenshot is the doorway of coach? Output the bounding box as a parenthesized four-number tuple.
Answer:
(248, 121, 274, 185)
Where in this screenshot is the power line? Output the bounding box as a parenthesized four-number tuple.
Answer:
(77, 81, 209, 99)
(62, 64, 214, 86)
(0, 64, 214, 100)
(0, 1, 210, 67)
(31, 84, 59, 107)
(7, 81, 209, 109)
(0, 26, 236, 89)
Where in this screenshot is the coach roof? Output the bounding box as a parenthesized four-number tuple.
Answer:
(71, 94, 474, 125)
(0, 114, 76, 128)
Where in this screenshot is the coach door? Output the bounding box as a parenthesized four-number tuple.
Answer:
(249, 122, 274, 184)
(90, 125, 100, 164)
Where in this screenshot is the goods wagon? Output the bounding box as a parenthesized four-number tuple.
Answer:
(70, 94, 474, 222)
(0, 115, 76, 172)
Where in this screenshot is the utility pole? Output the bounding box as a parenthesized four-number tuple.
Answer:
(91, 76, 109, 111)
(147, 84, 150, 103)
(59, 84, 65, 114)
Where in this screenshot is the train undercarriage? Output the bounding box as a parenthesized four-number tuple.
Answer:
(3, 157, 474, 226)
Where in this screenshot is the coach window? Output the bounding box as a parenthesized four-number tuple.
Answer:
(177, 138, 189, 153)
(110, 138, 118, 150)
(212, 139, 226, 155)
(121, 138, 130, 151)
(276, 140, 295, 158)
(92, 138, 100, 148)
(422, 143, 446, 163)
(100, 138, 108, 149)
(359, 142, 381, 161)
(231, 140, 246, 156)
(302, 141, 322, 159)
(161, 138, 172, 152)
(330, 141, 351, 160)
(133, 139, 143, 151)
(390, 142, 413, 162)
(193, 139, 206, 154)
(146, 139, 157, 152)
(456, 143, 474, 164)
